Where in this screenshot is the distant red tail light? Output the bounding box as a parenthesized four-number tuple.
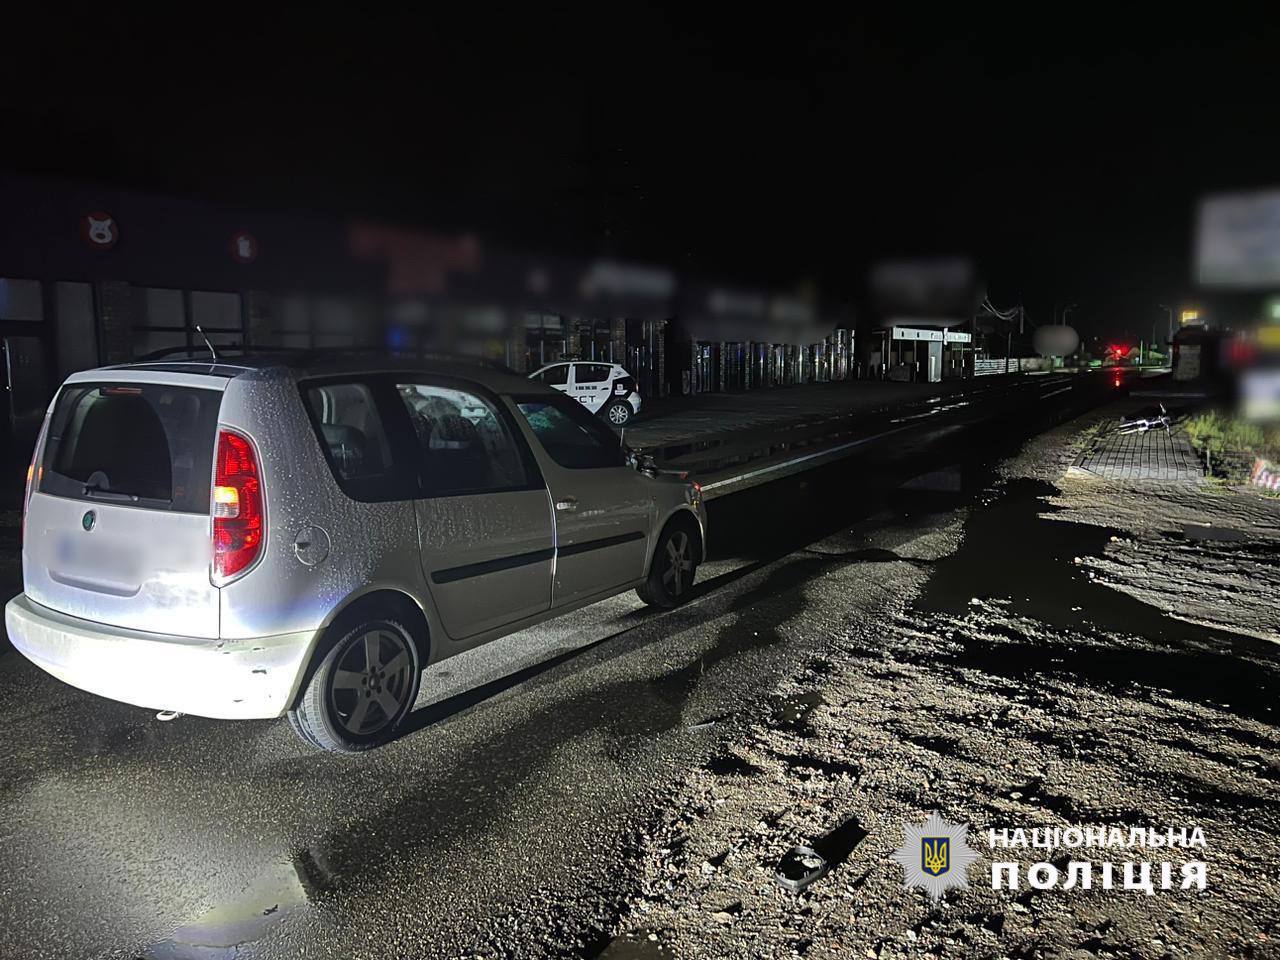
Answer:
(212, 429, 264, 581)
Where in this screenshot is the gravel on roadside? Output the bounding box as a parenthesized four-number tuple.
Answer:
(597, 404, 1280, 960)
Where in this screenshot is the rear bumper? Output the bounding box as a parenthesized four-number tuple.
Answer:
(628, 392, 642, 413)
(4, 594, 315, 720)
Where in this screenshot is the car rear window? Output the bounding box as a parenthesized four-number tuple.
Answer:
(39, 382, 221, 513)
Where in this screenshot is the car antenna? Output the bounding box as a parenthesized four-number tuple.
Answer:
(194, 325, 220, 361)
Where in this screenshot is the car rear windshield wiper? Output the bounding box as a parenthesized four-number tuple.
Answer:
(82, 485, 175, 508)
(83, 480, 175, 503)
(82, 483, 139, 502)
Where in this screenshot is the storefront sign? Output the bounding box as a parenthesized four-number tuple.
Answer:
(1197, 190, 1280, 288)
(80, 212, 118, 249)
(891, 326, 944, 342)
(229, 231, 258, 264)
(348, 222, 481, 296)
(580, 260, 675, 301)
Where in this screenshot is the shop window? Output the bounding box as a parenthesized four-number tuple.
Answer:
(191, 291, 242, 332)
(0, 279, 42, 321)
(142, 288, 185, 326)
(315, 333, 356, 347)
(134, 329, 188, 358)
(314, 297, 376, 338)
(54, 282, 97, 375)
(272, 296, 312, 333)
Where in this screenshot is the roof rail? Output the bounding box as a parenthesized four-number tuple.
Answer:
(131, 343, 513, 372)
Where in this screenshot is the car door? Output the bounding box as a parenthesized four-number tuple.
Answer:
(570, 363, 612, 413)
(392, 379, 554, 640)
(510, 393, 652, 608)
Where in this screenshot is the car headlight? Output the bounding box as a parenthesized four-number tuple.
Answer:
(685, 481, 702, 506)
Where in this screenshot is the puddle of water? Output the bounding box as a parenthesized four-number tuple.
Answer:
(594, 931, 671, 959)
(909, 476, 1280, 725)
(141, 854, 319, 959)
(915, 479, 1122, 630)
(898, 465, 964, 493)
(887, 462, 997, 519)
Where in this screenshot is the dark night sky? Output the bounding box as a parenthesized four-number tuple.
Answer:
(4, 8, 1277, 339)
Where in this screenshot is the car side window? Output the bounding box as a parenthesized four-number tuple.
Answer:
(396, 383, 530, 495)
(515, 395, 626, 470)
(304, 382, 395, 483)
(574, 363, 612, 383)
(538, 365, 570, 386)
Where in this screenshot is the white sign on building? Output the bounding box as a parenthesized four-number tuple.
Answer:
(1197, 190, 1280, 288)
(890, 326, 971, 343)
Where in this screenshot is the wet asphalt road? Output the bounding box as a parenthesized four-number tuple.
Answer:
(0, 374, 1116, 960)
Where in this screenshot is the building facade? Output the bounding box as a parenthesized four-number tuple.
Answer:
(0, 174, 920, 483)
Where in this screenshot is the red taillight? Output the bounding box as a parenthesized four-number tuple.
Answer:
(21, 461, 34, 544)
(21, 415, 49, 545)
(212, 429, 264, 581)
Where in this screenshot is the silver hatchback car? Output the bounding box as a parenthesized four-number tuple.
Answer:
(5, 354, 706, 752)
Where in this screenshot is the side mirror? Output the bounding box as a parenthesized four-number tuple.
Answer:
(625, 445, 658, 474)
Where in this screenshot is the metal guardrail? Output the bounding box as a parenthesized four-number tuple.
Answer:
(974, 358, 1057, 375)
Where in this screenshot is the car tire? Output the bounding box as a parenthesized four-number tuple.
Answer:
(605, 400, 633, 426)
(637, 519, 700, 608)
(288, 618, 421, 753)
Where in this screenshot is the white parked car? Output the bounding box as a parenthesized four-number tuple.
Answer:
(529, 361, 642, 426)
(6, 353, 705, 752)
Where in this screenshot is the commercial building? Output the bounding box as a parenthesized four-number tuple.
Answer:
(0, 175, 969, 484)
(868, 322, 974, 382)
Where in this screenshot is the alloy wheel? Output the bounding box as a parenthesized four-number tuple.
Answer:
(328, 628, 415, 736)
(662, 530, 694, 596)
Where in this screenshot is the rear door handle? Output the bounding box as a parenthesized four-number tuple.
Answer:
(555, 497, 578, 512)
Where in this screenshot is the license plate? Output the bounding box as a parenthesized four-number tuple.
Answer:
(55, 533, 143, 583)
